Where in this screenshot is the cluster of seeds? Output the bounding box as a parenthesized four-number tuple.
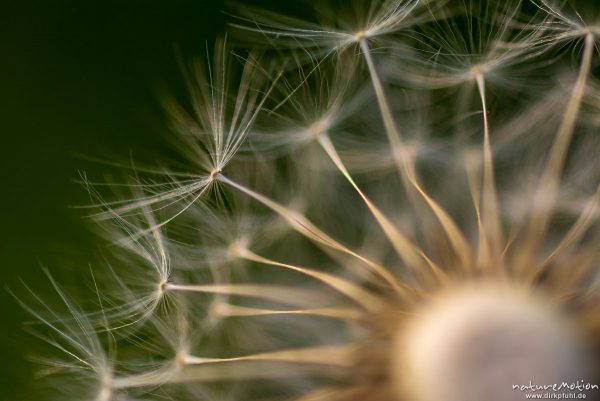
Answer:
(19, 1, 600, 401)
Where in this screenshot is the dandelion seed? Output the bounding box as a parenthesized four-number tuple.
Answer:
(87, 38, 279, 240)
(230, 0, 433, 56)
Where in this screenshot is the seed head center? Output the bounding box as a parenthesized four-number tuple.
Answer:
(393, 284, 590, 401)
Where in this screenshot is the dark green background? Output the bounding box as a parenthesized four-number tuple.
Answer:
(0, 1, 309, 399)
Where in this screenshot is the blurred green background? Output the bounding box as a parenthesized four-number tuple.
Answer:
(0, 1, 309, 399)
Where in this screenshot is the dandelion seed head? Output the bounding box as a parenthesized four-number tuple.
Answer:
(18, 0, 600, 400)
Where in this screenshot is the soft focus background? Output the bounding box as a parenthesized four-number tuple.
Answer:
(0, 1, 308, 399)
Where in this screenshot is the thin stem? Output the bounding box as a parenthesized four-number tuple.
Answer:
(184, 345, 352, 367)
(237, 247, 384, 311)
(359, 38, 409, 177)
(360, 38, 473, 269)
(217, 173, 408, 293)
(215, 303, 364, 320)
(111, 346, 352, 390)
(165, 283, 329, 308)
(518, 33, 595, 269)
(407, 177, 473, 269)
(475, 73, 503, 269)
(466, 158, 492, 273)
(535, 186, 600, 272)
(317, 132, 428, 276)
